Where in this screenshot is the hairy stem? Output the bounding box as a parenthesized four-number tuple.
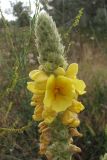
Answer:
(47, 117, 72, 160)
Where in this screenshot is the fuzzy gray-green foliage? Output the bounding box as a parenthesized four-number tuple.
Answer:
(35, 12, 67, 73)
(47, 116, 72, 160)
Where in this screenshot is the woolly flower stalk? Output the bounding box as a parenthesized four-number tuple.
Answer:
(27, 12, 86, 160)
(35, 12, 67, 73)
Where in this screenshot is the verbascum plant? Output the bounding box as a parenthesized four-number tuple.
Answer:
(27, 12, 86, 160)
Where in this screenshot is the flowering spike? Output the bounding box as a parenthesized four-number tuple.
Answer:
(27, 11, 86, 160)
(35, 12, 67, 73)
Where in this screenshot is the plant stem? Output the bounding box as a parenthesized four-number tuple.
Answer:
(47, 117, 72, 160)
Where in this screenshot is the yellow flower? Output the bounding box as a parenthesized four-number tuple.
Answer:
(66, 63, 78, 79)
(66, 63, 86, 95)
(42, 108, 57, 124)
(44, 75, 76, 113)
(27, 70, 48, 95)
(61, 110, 80, 127)
(31, 95, 44, 121)
(27, 64, 86, 125)
(72, 79, 86, 95)
(31, 94, 44, 106)
(68, 99, 84, 113)
(29, 69, 48, 82)
(32, 104, 44, 121)
(27, 81, 46, 94)
(53, 64, 86, 95)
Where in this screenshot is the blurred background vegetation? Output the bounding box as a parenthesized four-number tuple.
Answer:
(0, 0, 107, 160)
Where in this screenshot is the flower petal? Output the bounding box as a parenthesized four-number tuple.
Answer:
(54, 67, 65, 76)
(43, 75, 55, 108)
(32, 105, 44, 121)
(52, 76, 76, 112)
(66, 63, 78, 78)
(29, 70, 39, 80)
(29, 70, 48, 82)
(68, 99, 84, 113)
(69, 118, 80, 128)
(73, 79, 86, 95)
(52, 94, 73, 112)
(61, 110, 80, 127)
(32, 94, 44, 105)
(27, 82, 45, 94)
(42, 108, 57, 124)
